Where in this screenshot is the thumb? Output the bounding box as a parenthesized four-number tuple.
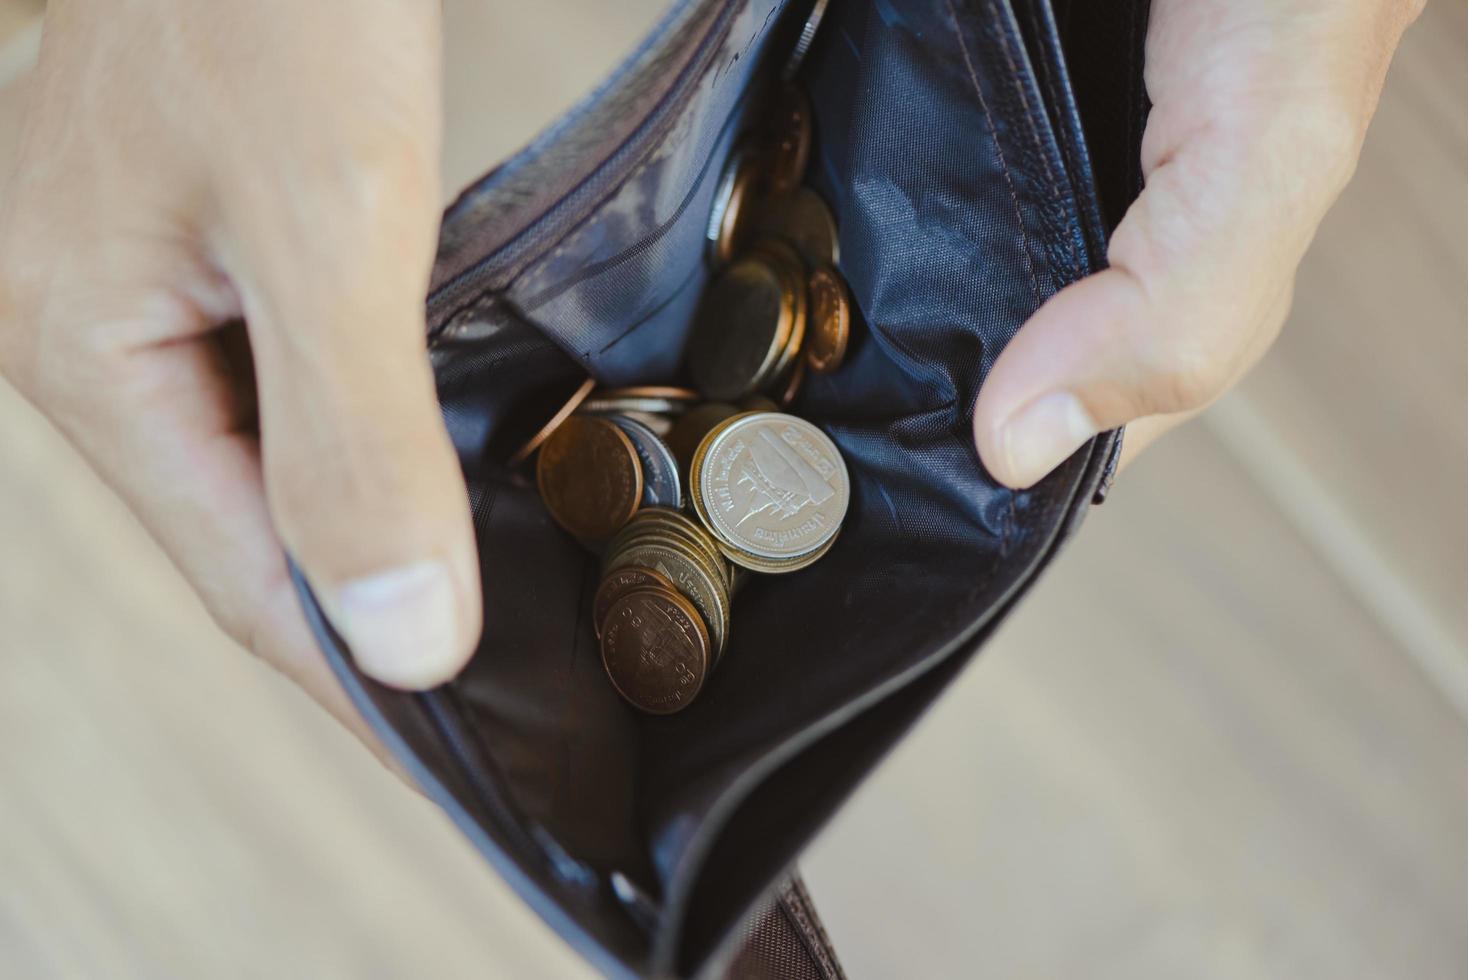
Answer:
(221, 150, 481, 691)
(973, 106, 1357, 489)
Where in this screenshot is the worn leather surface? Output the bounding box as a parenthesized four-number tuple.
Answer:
(291, 1, 1149, 976)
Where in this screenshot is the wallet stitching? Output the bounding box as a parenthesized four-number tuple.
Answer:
(779, 878, 846, 980)
(944, 0, 1042, 306)
(1016, 0, 1093, 278)
(991, 0, 1084, 284)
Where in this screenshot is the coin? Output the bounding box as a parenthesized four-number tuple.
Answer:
(749, 238, 808, 387)
(594, 565, 678, 636)
(582, 396, 695, 416)
(706, 152, 762, 265)
(536, 415, 643, 540)
(593, 386, 700, 403)
(508, 376, 596, 465)
(665, 402, 741, 472)
(691, 412, 849, 563)
(776, 357, 806, 407)
(687, 256, 795, 401)
(607, 409, 673, 437)
(805, 265, 850, 374)
(766, 85, 813, 194)
(609, 415, 683, 509)
(757, 187, 839, 267)
(619, 508, 731, 585)
(606, 539, 729, 659)
(601, 586, 709, 715)
(782, 0, 831, 79)
(740, 394, 780, 413)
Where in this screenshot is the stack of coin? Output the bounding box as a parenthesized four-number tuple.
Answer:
(594, 508, 733, 713)
(697, 82, 854, 404)
(689, 410, 849, 574)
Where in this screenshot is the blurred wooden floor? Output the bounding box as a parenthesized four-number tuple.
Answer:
(2, 3, 1466, 978)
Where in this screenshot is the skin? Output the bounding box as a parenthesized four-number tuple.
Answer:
(0, 0, 1425, 764)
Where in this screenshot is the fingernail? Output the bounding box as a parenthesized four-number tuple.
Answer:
(331, 561, 462, 689)
(997, 391, 1098, 488)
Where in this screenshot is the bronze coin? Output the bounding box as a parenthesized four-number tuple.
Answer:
(765, 84, 813, 194)
(606, 536, 730, 659)
(665, 402, 741, 472)
(707, 153, 762, 265)
(536, 415, 643, 540)
(805, 265, 851, 374)
(601, 586, 710, 715)
(687, 256, 794, 401)
(508, 376, 596, 465)
(594, 565, 678, 637)
(757, 187, 839, 267)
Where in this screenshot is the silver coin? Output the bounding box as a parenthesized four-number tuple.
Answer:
(582, 396, 691, 416)
(782, 0, 832, 80)
(696, 412, 848, 560)
(610, 415, 683, 509)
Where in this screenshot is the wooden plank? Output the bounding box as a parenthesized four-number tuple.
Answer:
(0, 378, 594, 979)
(1229, 1, 1468, 655)
(805, 427, 1468, 978)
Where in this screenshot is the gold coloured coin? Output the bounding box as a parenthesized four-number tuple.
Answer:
(707, 153, 762, 265)
(766, 84, 813, 194)
(805, 265, 851, 374)
(665, 402, 741, 473)
(687, 256, 795, 401)
(750, 238, 809, 387)
(757, 187, 839, 267)
(509, 377, 596, 465)
(536, 415, 643, 540)
(601, 586, 710, 715)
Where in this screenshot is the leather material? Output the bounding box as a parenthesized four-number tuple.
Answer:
(290, 0, 1150, 976)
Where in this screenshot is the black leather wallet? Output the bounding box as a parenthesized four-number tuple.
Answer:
(292, 0, 1150, 976)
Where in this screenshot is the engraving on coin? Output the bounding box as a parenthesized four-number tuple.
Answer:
(766, 85, 813, 194)
(594, 565, 678, 636)
(601, 588, 709, 714)
(805, 265, 851, 374)
(535, 415, 642, 540)
(606, 540, 729, 658)
(610, 415, 683, 509)
(687, 257, 792, 401)
(696, 413, 849, 560)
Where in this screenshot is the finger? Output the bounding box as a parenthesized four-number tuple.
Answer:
(213, 108, 481, 691)
(16, 307, 387, 756)
(973, 97, 1353, 489)
(1114, 278, 1295, 471)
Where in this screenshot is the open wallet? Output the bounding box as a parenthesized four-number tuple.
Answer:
(290, 0, 1151, 976)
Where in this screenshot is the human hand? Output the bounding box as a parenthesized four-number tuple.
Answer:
(973, 0, 1425, 488)
(0, 0, 480, 750)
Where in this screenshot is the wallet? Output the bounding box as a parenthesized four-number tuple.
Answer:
(291, 0, 1150, 976)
